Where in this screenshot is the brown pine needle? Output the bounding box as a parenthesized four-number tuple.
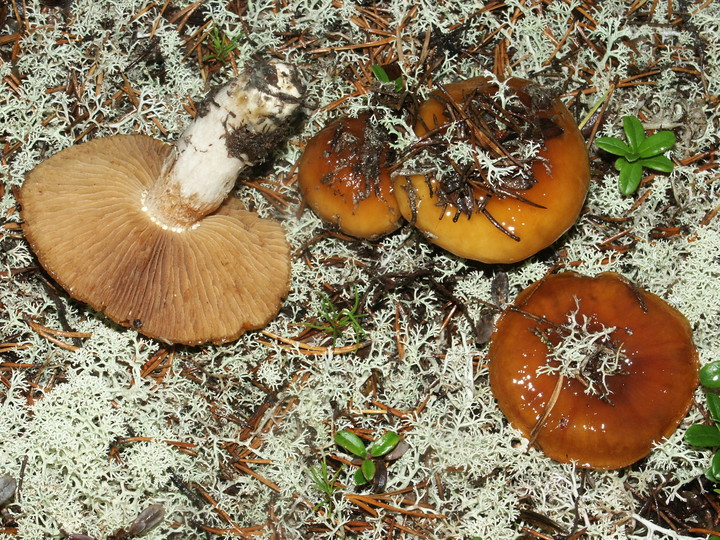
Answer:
(25, 318, 91, 339)
(193, 483, 256, 537)
(232, 462, 281, 493)
(309, 36, 397, 54)
(528, 374, 565, 448)
(344, 493, 445, 519)
(115, 437, 198, 456)
(259, 330, 370, 355)
(0, 343, 32, 354)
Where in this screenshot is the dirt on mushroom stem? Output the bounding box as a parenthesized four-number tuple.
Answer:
(142, 61, 304, 230)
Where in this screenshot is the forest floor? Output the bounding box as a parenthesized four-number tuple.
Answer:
(1, 0, 720, 538)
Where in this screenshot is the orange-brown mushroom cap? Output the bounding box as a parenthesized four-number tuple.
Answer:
(297, 114, 402, 239)
(488, 271, 698, 469)
(394, 77, 590, 264)
(20, 135, 290, 345)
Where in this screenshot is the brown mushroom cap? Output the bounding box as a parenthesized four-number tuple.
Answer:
(20, 135, 290, 345)
(394, 77, 590, 264)
(297, 114, 402, 239)
(488, 271, 698, 469)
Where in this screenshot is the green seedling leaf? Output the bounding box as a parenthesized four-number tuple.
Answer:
(334, 430, 367, 458)
(707, 451, 720, 482)
(305, 287, 367, 347)
(638, 155, 674, 172)
(372, 64, 402, 92)
(202, 26, 243, 64)
(361, 459, 376, 481)
(307, 457, 343, 511)
(353, 468, 369, 486)
(709, 452, 720, 482)
(622, 115, 645, 151)
(596, 137, 631, 157)
(685, 424, 720, 447)
(601, 116, 675, 196)
(637, 131, 676, 157)
(700, 361, 720, 388)
(369, 431, 401, 457)
(708, 393, 720, 423)
(319, 293, 339, 321)
(371, 65, 391, 83)
(708, 467, 720, 483)
(617, 161, 643, 195)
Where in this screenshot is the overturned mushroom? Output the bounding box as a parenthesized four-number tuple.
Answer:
(297, 113, 402, 239)
(394, 77, 589, 264)
(488, 271, 698, 469)
(21, 62, 304, 345)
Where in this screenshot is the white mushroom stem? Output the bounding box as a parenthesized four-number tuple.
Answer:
(143, 61, 303, 230)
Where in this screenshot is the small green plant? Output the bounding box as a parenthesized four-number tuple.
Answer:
(334, 430, 406, 490)
(685, 360, 720, 483)
(305, 287, 367, 345)
(595, 115, 676, 195)
(307, 457, 344, 515)
(371, 64, 403, 92)
(203, 25, 243, 65)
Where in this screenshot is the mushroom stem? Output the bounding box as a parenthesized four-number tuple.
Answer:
(143, 62, 304, 230)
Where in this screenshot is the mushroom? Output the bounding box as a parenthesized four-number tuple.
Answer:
(297, 113, 402, 239)
(393, 76, 590, 264)
(20, 61, 304, 345)
(488, 271, 698, 469)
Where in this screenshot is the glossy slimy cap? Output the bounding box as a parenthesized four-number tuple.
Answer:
(394, 77, 590, 264)
(488, 271, 698, 469)
(297, 114, 402, 239)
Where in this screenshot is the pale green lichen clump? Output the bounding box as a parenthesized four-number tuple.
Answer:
(1, 0, 719, 538)
(535, 298, 625, 401)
